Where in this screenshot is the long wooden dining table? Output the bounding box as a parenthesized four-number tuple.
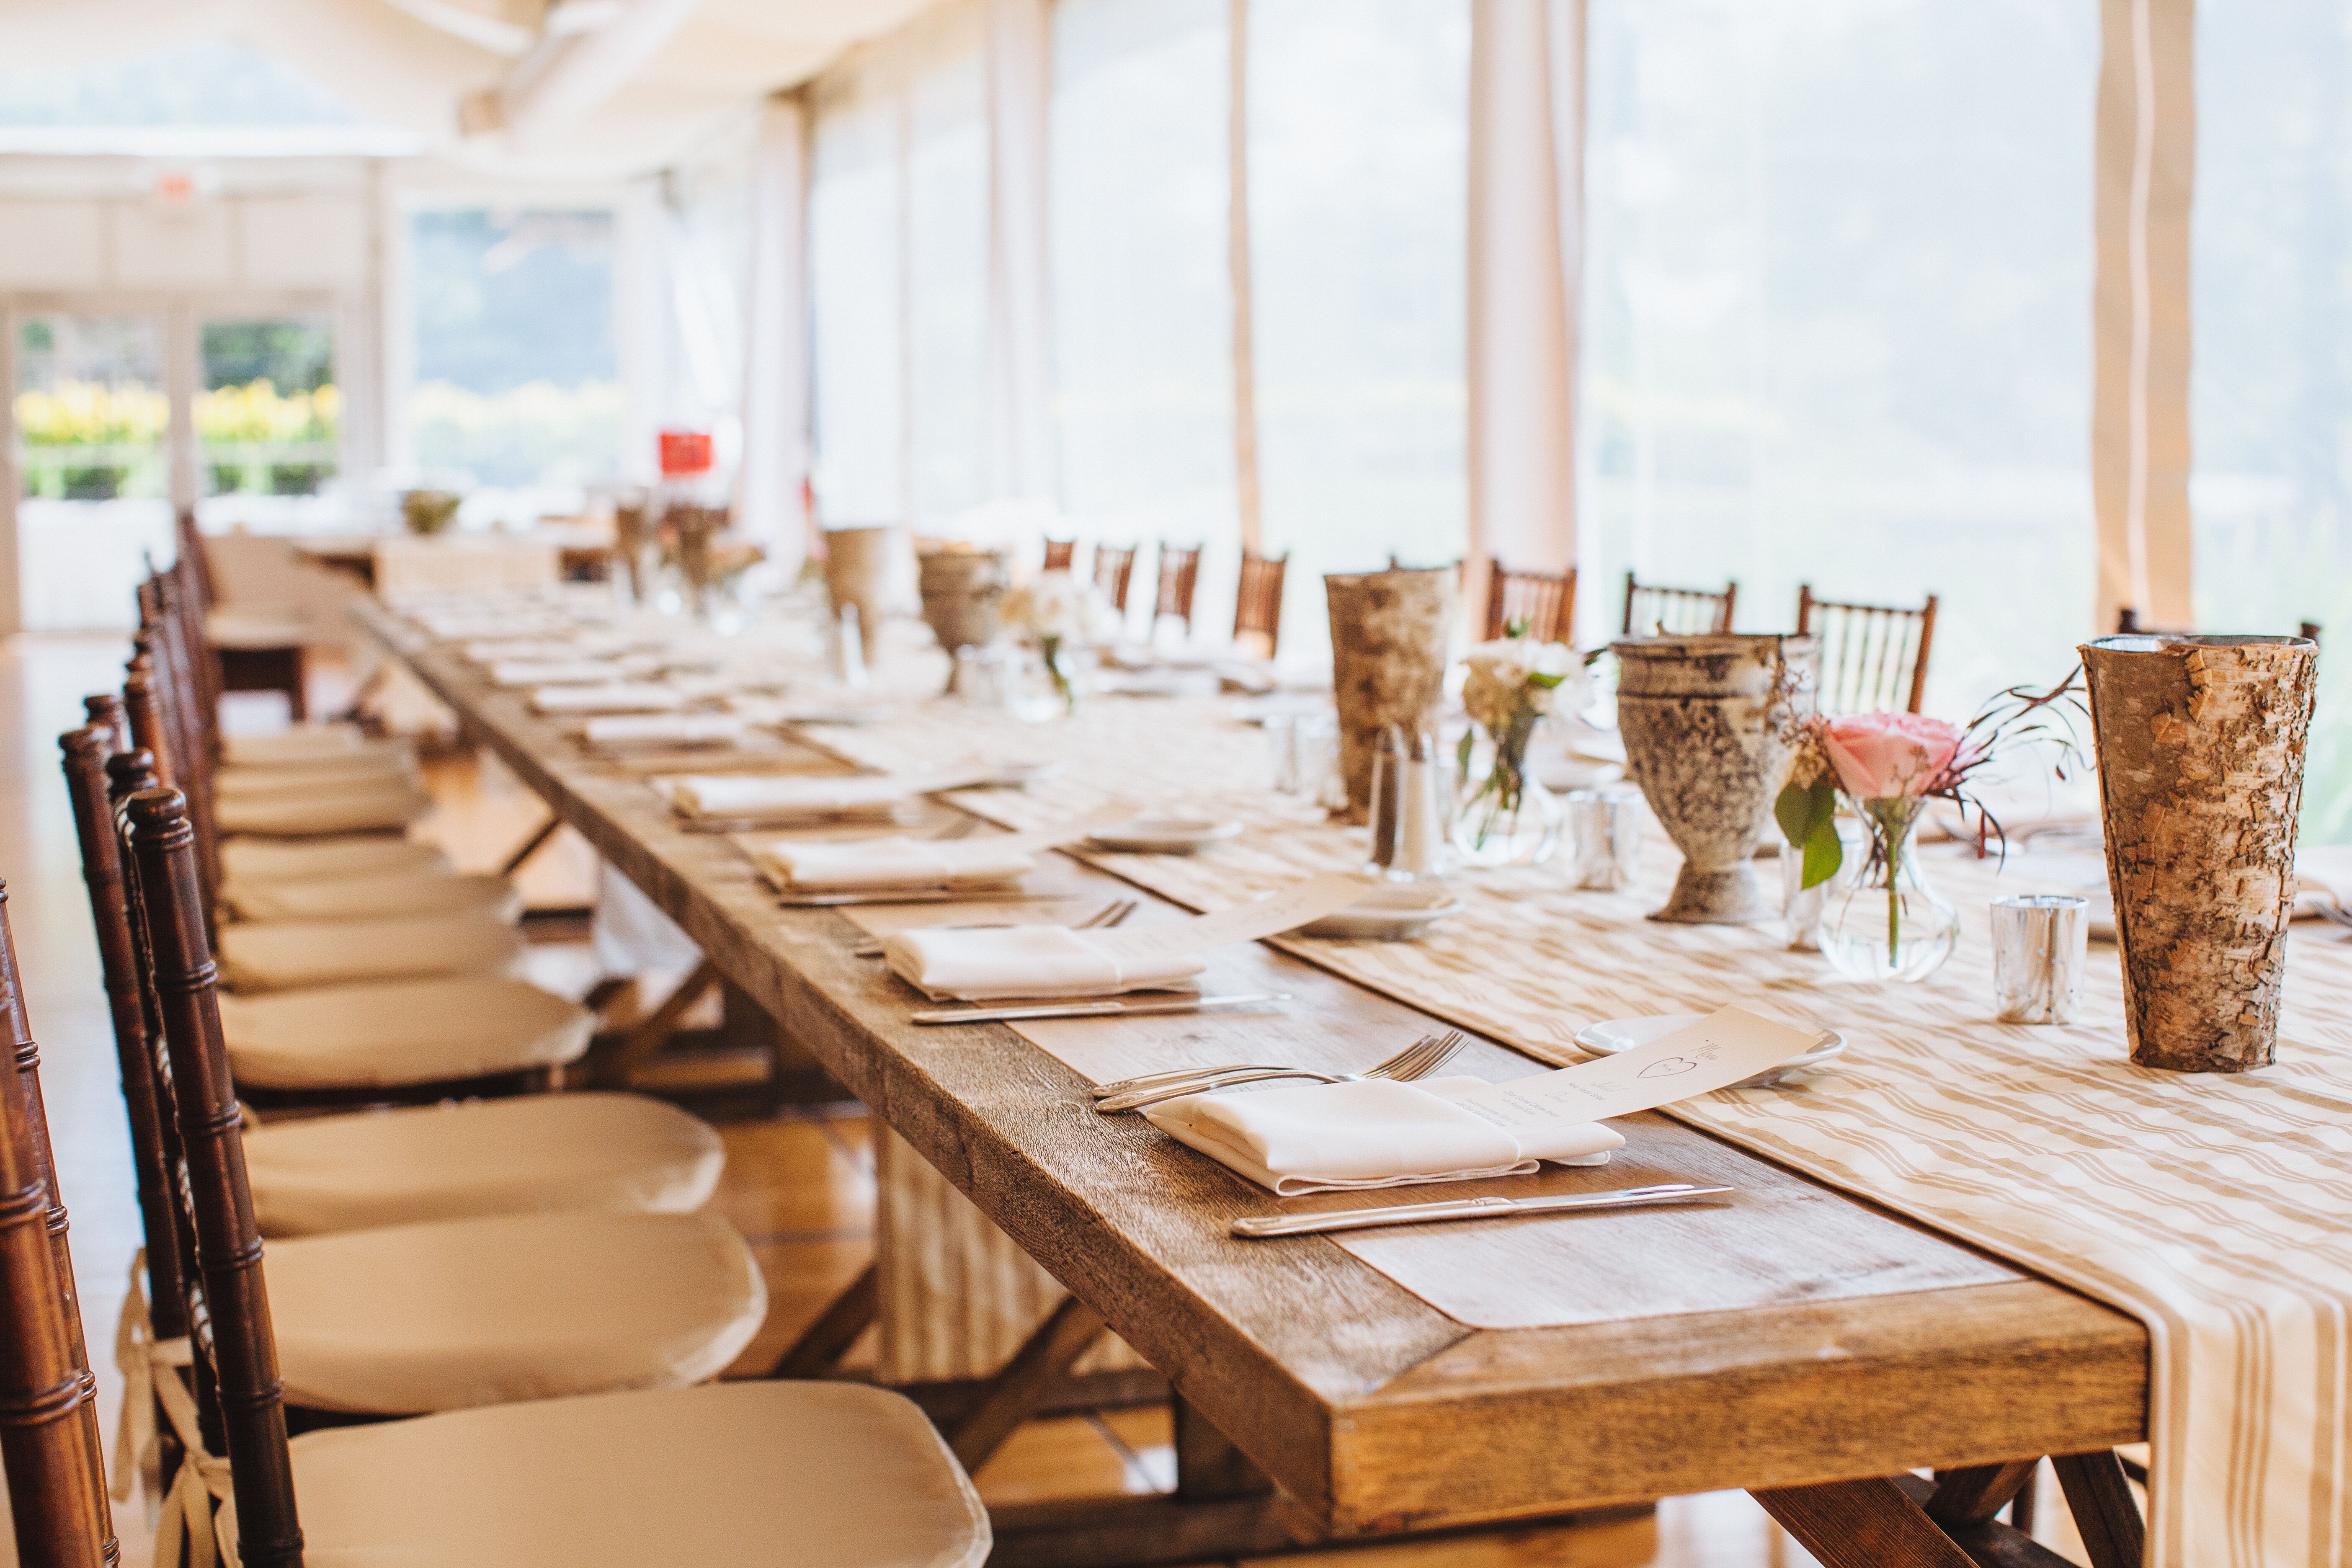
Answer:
(355, 598, 2147, 1565)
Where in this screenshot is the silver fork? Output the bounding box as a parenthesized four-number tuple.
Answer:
(1093, 1030, 1469, 1113)
(851, 898, 1137, 959)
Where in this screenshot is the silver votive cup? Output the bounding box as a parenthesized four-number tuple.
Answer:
(1992, 894, 2091, 1024)
(1780, 841, 1826, 952)
(1565, 788, 1643, 890)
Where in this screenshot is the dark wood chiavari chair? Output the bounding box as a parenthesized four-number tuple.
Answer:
(2117, 607, 2323, 644)
(1041, 538, 1076, 573)
(0, 875, 119, 1568)
(57, 784, 984, 1567)
(1093, 544, 1137, 612)
(1233, 551, 1288, 658)
(175, 509, 309, 720)
(1797, 585, 1940, 715)
(1485, 561, 1577, 644)
(1153, 544, 1202, 632)
(1621, 571, 1736, 635)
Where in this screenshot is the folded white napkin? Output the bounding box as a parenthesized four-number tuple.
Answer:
(752, 836, 1034, 892)
(529, 683, 685, 714)
(584, 714, 749, 748)
(491, 658, 651, 687)
(1144, 1076, 1624, 1195)
(661, 773, 915, 821)
(884, 925, 1205, 1001)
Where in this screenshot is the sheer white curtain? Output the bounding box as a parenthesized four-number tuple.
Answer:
(2193, 0, 2352, 840)
(1579, 0, 2098, 717)
(1248, 0, 1471, 663)
(810, 54, 907, 525)
(1050, 0, 1240, 631)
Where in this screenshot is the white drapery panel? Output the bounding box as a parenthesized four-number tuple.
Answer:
(1467, 0, 1581, 638)
(617, 176, 675, 485)
(735, 95, 813, 572)
(2092, 0, 2195, 636)
(984, 0, 1057, 503)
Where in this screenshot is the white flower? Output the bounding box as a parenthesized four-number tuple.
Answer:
(1002, 571, 1115, 645)
(1460, 638, 1580, 733)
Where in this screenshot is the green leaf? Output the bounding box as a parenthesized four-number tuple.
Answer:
(1527, 671, 1567, 690)
(1504, 615, 1530, 639)
(1454, 727, 1475, 780)
(1800, 814, 1844, 890)
(1773, 781, 1813, 847)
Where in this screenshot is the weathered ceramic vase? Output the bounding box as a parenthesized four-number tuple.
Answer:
(2081, 633, 2318, 1073)
(823, 525, 898, 665)
(1326, 567, 1457, 820)
(917, 549, 1010, 693)
(1612, 633, 1819, 924)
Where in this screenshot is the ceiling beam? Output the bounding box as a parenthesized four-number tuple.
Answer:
(459, 0, 705, 142)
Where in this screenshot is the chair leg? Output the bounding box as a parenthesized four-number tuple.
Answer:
(943, 1294, 1106, 1473)
(2050, 1452, 2146, 1568)
(765, 1264, 878, 1380)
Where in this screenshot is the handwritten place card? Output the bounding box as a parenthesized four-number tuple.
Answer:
(1447, 1003, 1831, 1133)
(1088, 872, 1374, 962)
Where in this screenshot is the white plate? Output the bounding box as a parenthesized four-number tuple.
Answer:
(1573, 1013, 1846, 1088)
(1085, 815, 1243, 854)
(1293, 883, 1465, 941)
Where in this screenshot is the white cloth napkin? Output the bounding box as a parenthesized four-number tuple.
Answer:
(662, 774, 916, 821)
(584, 714, 749, 747)
(530, 683, 685, 714)
(752, 836, 1034, 893)
(1143, 1076, 1624, 1195)
(883, 925, 1205, 1001)
(491, 658, 651, 687)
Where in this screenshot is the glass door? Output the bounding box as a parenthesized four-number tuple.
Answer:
(8, 309, 175, 632)
(196, 313, 340, 530)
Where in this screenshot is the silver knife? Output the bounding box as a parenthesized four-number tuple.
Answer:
(1229, 1182, 1734, 1238)
(911, 992, 1291, 1026)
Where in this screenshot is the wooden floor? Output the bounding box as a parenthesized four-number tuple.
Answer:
(1, 633, 2098, 1567)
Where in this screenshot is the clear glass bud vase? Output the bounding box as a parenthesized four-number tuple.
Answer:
(1447, 716, 1561, 868)
(1818, 799, 1958, 982)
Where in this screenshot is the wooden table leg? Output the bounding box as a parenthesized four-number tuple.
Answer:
(1925, 1460, 2040, 1529)
(2050, 1452, 2146, 1568)
(1173, 1392, 1274, 1502)
(945, 1293, 1106, 1472)
(1752, 1477, 1980, 1568)
(766, 1263, 878, 1380)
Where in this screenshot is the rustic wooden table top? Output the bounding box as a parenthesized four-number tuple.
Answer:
(358, 599, 2148, 1537)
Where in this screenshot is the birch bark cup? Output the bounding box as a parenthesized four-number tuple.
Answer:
(1612, 634, 1819, 924)
(917, 550, 1009, 693)
(1326, 568, 1457, 821)
(2081, 634, 2318, 1072)
(824, 526, 899, 664)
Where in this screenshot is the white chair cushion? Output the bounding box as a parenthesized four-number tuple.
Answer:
(215, 753, 419, 798)
(217, 911, 523, 992)
(283, 1382, 988, 1568)
(216, 977, 589, 1088)
(217, 784, 432, 838)
(221, 871, 521, 925)
(263, 1212, 767, 1414)
(221, 727, 405, 767)
(245, 1094, 724, 1235)
(219, 836, 452, 884)
(207, 607, 311, 647)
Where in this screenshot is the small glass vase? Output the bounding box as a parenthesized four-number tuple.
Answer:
(1447, 715, 1561, 868)
(1818, 799, 1958, 983)
(1008, 638, 1083, 722)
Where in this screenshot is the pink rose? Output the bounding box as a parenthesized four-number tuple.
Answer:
(1817, 712, 1964, 800)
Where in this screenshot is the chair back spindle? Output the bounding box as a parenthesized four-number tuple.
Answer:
(1041, 539, 1076, 573)
(124, 787, 304, 1566)
(1093, 545, 1137, 613)
(1796, 585, 1939, 714)
(1153, 544, 1202, 631)
(1485, 561, 1577, 645)
(1621, 572, 1736, 636)
(1233, 552, 1288, 658)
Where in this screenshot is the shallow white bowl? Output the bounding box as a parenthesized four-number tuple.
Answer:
(1085, 815, 1244, 854)
(1293, 883, 1465, 941)
(1572, 1013, 1846, 1088)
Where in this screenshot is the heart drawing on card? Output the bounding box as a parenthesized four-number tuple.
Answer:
(1638, 1056, 1699, 1079)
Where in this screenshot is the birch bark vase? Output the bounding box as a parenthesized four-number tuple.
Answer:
(1613, 634, 1819, 924)
(2081, 634, 2318, 1072)
(824, 526, 899, 664)
(1326, 568, 1457, 820)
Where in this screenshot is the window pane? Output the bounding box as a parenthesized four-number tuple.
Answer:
(198, 317, 338, 525)
(1248, 0, 1469, 662)
(1582, 0, 2097, 717)
(810, 62, 906, 524)
(407, 209, 619, 499)
(2193, 4, 2352, 840)
(1052, 0, 1238, 625)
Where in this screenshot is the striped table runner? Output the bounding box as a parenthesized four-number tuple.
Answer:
(825, 693, 2352, 1568)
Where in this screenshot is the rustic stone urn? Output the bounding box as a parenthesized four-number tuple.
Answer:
(823, 525, 898, 665)
(917, 549, 1010, 693)
(1327, 567, 1457, 821)
(2081, 634, 2318, 1072)
(1612, 633, 1819, 923)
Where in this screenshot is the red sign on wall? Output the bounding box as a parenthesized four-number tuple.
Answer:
(658, 429, 714, 477)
